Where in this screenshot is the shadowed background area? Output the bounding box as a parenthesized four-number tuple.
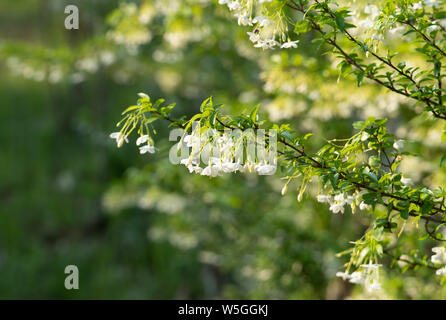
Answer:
(1, 0, 445, 299)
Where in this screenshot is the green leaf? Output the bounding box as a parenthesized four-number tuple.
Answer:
(421, 202, 433, 215)
(146, 115, 159, 124)
(335, 14, 345, 31)
(356, 71, 364, 87)
(353, 121, 365, 130)
(400, 209, 409, 220)
(329, 173, 339, 188)
(440, 154, 446, 167)
(365, 171, 378, 182)
(281, 131, 294, 142)
(250, 104, 260, 123)
(121, 105, 140, 115)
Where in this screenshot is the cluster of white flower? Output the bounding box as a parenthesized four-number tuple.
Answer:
(336, 263, 382, 292)
(219, 0, 298, 50)
(420, 0, 442, 9)
(400, 1, 445, 35)
(110, 132, 155, 153)
(317, 192, 372, 214)
(179, 131, 276, 177)
(431, 247, 446, 277)
(247, 31, 299, 49)
(349, 3, 441, 44)
(356, 4, 380, 30)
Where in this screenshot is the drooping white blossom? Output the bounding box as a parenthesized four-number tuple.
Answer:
(255, 163, 276, 175)
(436, 267, 446, 277)
(136, 134, 149, 146)
(336, 271, 350, 280)
(110, 132, 129, 147)
(349, 271, 366, 285)
(317, 194, 332, 204)
(235, 11, 252, 26)
(393, 139, 405, 151)
(359, 201, 372, 211)
(431, 247, 446, 265)
(367, 280, 382, 292)
(280, 40, 299, 49)
(201, 164, 221, 177)
(139, 144, 156, 154)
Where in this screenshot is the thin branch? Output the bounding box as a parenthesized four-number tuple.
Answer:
(287, 1, 446, 120)
(404, 20, 446, 59)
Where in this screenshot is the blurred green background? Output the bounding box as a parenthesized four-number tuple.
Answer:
(1, 0, 446, 299)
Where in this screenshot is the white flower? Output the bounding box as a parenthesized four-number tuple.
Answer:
(359, 201, 372, 211)
(401, 177, 413, 186)
(184, 134, 201, 148)
(235, 11, 252, 26)
(187, 165, 203, 174)
(254, 39, 279, 50)
(110, 132, 120, 140)
(427, 25, 440, 34)
(327, 193, 348, 214)
(281, 184, 288, 196)
(218, 135, 234, 151)
(334, 193, 345, 203)
(222, 161, 241, 173)
(241, 161, 256, 173)
(360, 263, 382, 270)
(336, 272, 350, 280)
(393, 139, 405, 151)
(367, 280, 382, 292)
(436, 267, 446, 277)
(317, 194, 332, 203)
(359, 18, 374, 29)
(110, 132, 129, 147)
(255, 163, 276, 175)
(412, 2, 423, 10)
(345, 195, 354, 205)
(252, 16, 274, 27)
(254, 40, 270, 50)
(349, 271, 366, 285)
(136, 135, 149, 146)
(139, 144, 155, 154)
(227, 0, 241, 11)
(364, 5, 379, 16)
(247, 32, 260, 43)
(266, 39, 279, 47)
(280, 40, 299, 49)
(361, 132, 370, 141)
(424, 0, 441, 8)
(138, 93, 149, 99)
(201, 165, 221, 177)
(329, 202, 345, 214)
(431, 247, 446, 265)
(180, 156, 200, 168)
